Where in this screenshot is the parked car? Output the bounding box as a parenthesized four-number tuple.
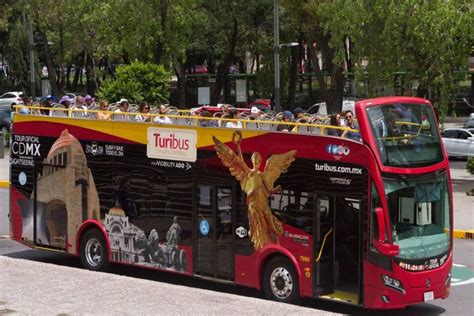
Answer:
(463, 113, 474, 128)
(0, 91, 23, 110)
(187, 65, 208, 74)
(441, 128, 474, 158)
(246, 99, 271, 111)
(306, 100, 355, 116)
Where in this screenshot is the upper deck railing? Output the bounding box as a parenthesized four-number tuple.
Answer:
(13, 104, 361, 141)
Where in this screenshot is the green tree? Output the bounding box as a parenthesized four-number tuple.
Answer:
(98, 61, 170, 105)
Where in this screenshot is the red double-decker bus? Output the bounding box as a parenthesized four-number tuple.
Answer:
(9, 96, 452, 309)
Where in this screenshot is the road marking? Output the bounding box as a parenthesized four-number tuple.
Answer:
(451, 264, 474, 287)
(452, 278, 474, 287)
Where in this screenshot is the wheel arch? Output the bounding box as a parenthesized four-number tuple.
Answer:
(76, 219, 111, 261)
(257, 245, 303, 296)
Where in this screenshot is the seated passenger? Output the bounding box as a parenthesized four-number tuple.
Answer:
(225, 109, 242, 129)
(199, 110, 217, 127)
(84, 95, 95, 107)
(39, 97, 52, 116)
(293, 107, 305, 121)
(342, 110, 361, 141)
(250, 106, 261, 120)
(72, 95, 88, 117)
(114, 99, 132, 121)
(59, 95, 72, 116)
(153, 104, 173, 124)
(135, 101, 151, 122)
(97, 100, 111, 120)
(327, 113, 343, 136)
(277, 111, 293, 132)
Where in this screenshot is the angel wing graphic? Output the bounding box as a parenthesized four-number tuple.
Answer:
(213, 131, 297, 250)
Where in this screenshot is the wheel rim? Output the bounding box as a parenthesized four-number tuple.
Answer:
(270, 267, 293, 299)
(85, 238, 102, 267)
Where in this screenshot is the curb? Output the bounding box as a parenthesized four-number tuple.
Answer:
(453, 229, 474, 240)
(0, 180, 9, 188)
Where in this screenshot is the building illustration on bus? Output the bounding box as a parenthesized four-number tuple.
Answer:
(9, 96, 453, 309)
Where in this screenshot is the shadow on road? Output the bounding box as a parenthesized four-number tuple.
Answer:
(2, 247, 447, 315)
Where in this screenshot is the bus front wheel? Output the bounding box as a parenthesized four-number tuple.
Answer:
(79, 228, 109, 271)
(262, 257, 300, 304)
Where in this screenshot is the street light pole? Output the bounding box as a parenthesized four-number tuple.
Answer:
(273, 0, 281, 113)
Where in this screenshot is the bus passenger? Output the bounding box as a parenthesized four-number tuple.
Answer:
(40, 97, 52, 116)
(114, 99, 130, 121)
(327, 113, 343, 136)
(293, 107, 305, 120)
(97, 100, 111, 120)
(135, 101, 151, 122)
(59, 95, 72, 116)
(225, 109, 242, 129)
(250, 106, 261, 120)
(277, 111, 293, 132)
(199, 110, 217, 127)
(153, 104, 173, 124)
(343, 110, 361, 141)
(84, 95, 95, 107)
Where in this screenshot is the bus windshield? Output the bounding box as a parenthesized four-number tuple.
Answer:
(384, 172, 451, 262)
(366, 103, 443, 167)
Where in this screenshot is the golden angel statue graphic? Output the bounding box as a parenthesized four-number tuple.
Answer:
(213, 131, 297, 250)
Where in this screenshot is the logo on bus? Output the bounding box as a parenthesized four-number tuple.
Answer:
(147, 128, 197, 162)
(326, 144, 350, 156)
(236, 226, 248, 238)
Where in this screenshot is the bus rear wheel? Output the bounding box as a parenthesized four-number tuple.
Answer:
(262, 257, 300, 304)
(80, 228, 109, 271)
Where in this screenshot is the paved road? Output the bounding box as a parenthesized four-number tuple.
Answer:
(0, 238, 473, 315)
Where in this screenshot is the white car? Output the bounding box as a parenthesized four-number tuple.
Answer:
(0, 91, 24, 110)
(306, 100, 355, 116)
(441, 128, 474, 158)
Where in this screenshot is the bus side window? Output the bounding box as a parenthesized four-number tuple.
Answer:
(270, 189, 313, 233)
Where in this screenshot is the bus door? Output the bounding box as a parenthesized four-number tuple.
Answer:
(194, 182, 234, 280)
(313, 195, 335, 295)
(313, 194, 362, 305)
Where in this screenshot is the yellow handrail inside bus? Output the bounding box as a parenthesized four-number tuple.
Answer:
(12, 105, 361, 140)
(315, 228, 333, 263)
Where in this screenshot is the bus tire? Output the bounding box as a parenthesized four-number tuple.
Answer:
(262, 257, 300, 304)
(79, 228, 109, 271)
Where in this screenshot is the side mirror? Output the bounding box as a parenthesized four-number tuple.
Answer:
(467, 137, 474, 141)
(373, 207, 399, 256)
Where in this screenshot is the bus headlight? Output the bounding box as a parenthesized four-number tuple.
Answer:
(381, 275, 405, 294)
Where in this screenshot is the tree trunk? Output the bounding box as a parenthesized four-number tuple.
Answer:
(59, 24, 65, 94)
(211, 18, 238, 105)
(154, 0, 169, 64)
(85, 53, 95, 96)
(72, 52, 84, 91)
(287, 45, 298, 110)
(174, 63, 186, 108)
(38, 29, 59, 98)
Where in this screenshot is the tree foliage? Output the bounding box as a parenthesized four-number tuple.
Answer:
(0, 0, 471, 112)
(98, 61, 170, 105)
